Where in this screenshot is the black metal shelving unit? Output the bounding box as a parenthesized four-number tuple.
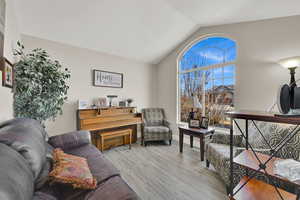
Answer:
(227, 110, 300, 200)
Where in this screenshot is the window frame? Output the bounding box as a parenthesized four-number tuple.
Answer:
(177, 36, 237, 125)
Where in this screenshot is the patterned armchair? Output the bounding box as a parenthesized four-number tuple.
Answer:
(141, 108, 172, 146)
(205, 121, 300, 194)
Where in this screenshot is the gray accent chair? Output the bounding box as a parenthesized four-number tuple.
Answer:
(205, 121, 300, 194)
(141, 108, 172, 146)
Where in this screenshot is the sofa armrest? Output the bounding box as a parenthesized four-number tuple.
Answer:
(210, 132, 243, 147)
(48, 130, 91, 150)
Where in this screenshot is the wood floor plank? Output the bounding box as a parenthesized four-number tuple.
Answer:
(104, 140, 227, 200)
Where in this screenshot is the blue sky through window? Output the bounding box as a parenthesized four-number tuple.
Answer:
(180, 37, 236, 72)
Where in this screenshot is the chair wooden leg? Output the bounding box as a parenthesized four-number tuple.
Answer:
(169, 139, 172, 145)
(129, 133, 132, 150)
(141, 137, 144, 146)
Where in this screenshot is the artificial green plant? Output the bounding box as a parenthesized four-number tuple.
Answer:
(13, 42, 71, 123)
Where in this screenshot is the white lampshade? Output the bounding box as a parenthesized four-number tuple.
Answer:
(278, 56, 300, 69)
(193, 95, 202, 109)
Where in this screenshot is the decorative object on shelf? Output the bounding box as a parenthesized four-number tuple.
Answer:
(93, 70, 123, 88)
(119, 100, 126, 107)
(13, 42, 71, 124)
(98, 97, 107, 107)
(188, 119, 201, 128)
(0, 0, 5, 60)
(274, 159, 300, 181)
(107, 95, 118, 107)
(126, 98, 133, 107)
(78, 100, 89, 109)
(200, 116, 209, 129)
(277, 56, 300, 116)
(1, 58, 13, 88)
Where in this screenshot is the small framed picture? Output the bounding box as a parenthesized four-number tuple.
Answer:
(189, 119, 201, 129)
(98, 97, 107, 107)
(1, 58, 13, 88)
(200, 117, 210, 129)
(78, 100, 89, 109)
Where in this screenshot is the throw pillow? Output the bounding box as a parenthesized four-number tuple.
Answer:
(49, 149, 97, 190)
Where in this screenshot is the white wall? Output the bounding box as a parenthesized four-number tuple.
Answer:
(22, 35, 156, 136)
(156, 15, 300, 130)
(0, 0, 21, 121)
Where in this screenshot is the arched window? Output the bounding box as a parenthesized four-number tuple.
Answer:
(178, 37, 236, 128)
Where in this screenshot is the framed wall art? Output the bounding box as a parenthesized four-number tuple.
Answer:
(1, 58, 13, 88)
(93, 70, 123, 88)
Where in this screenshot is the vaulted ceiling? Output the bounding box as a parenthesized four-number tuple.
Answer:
(14, 0, 300, 64)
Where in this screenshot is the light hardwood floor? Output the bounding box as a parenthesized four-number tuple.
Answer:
(104, 139, 227, 200)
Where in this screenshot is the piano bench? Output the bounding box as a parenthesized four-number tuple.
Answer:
(98, 129, 132, 151)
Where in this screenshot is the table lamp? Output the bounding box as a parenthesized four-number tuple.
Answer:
(277, 56, 300, 115)
(278, 56, 300, 86)
(188, 93, 202, 120)
(107, 95, 118, 107)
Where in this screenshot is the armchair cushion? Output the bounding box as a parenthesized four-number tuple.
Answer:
(210, 132, 243, 147)
(142, 108, 165, 126)
(242, 121, 273, 149)
(206, 143, 245, 186)
(48, 131, 91, 151)
(144, 126, 170, 133)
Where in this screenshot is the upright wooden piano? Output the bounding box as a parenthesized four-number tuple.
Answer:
(77, 107, 142, 151)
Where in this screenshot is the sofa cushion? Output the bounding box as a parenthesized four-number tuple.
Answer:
(35, 157, 52, 190)
(33, 192, 57, 200)
(49, 149, 97, 189)
(48, 130, 91, 151)
(144, 126, 169, 133)
(66, 144, 120, 183)
(0, 143, 34, 200)
(0, 118, 47, 179)
(46, 145, 121, 200)
(35, 143, 54, 190)
(84, 176, 139, 200)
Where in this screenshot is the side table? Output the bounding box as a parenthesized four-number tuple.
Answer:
(178, 127, 215, 161)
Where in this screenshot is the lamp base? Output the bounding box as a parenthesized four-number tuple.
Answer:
(275, 109, 300, 117)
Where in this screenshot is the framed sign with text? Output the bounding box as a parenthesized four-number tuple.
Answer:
(93, 70, 123, 88)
